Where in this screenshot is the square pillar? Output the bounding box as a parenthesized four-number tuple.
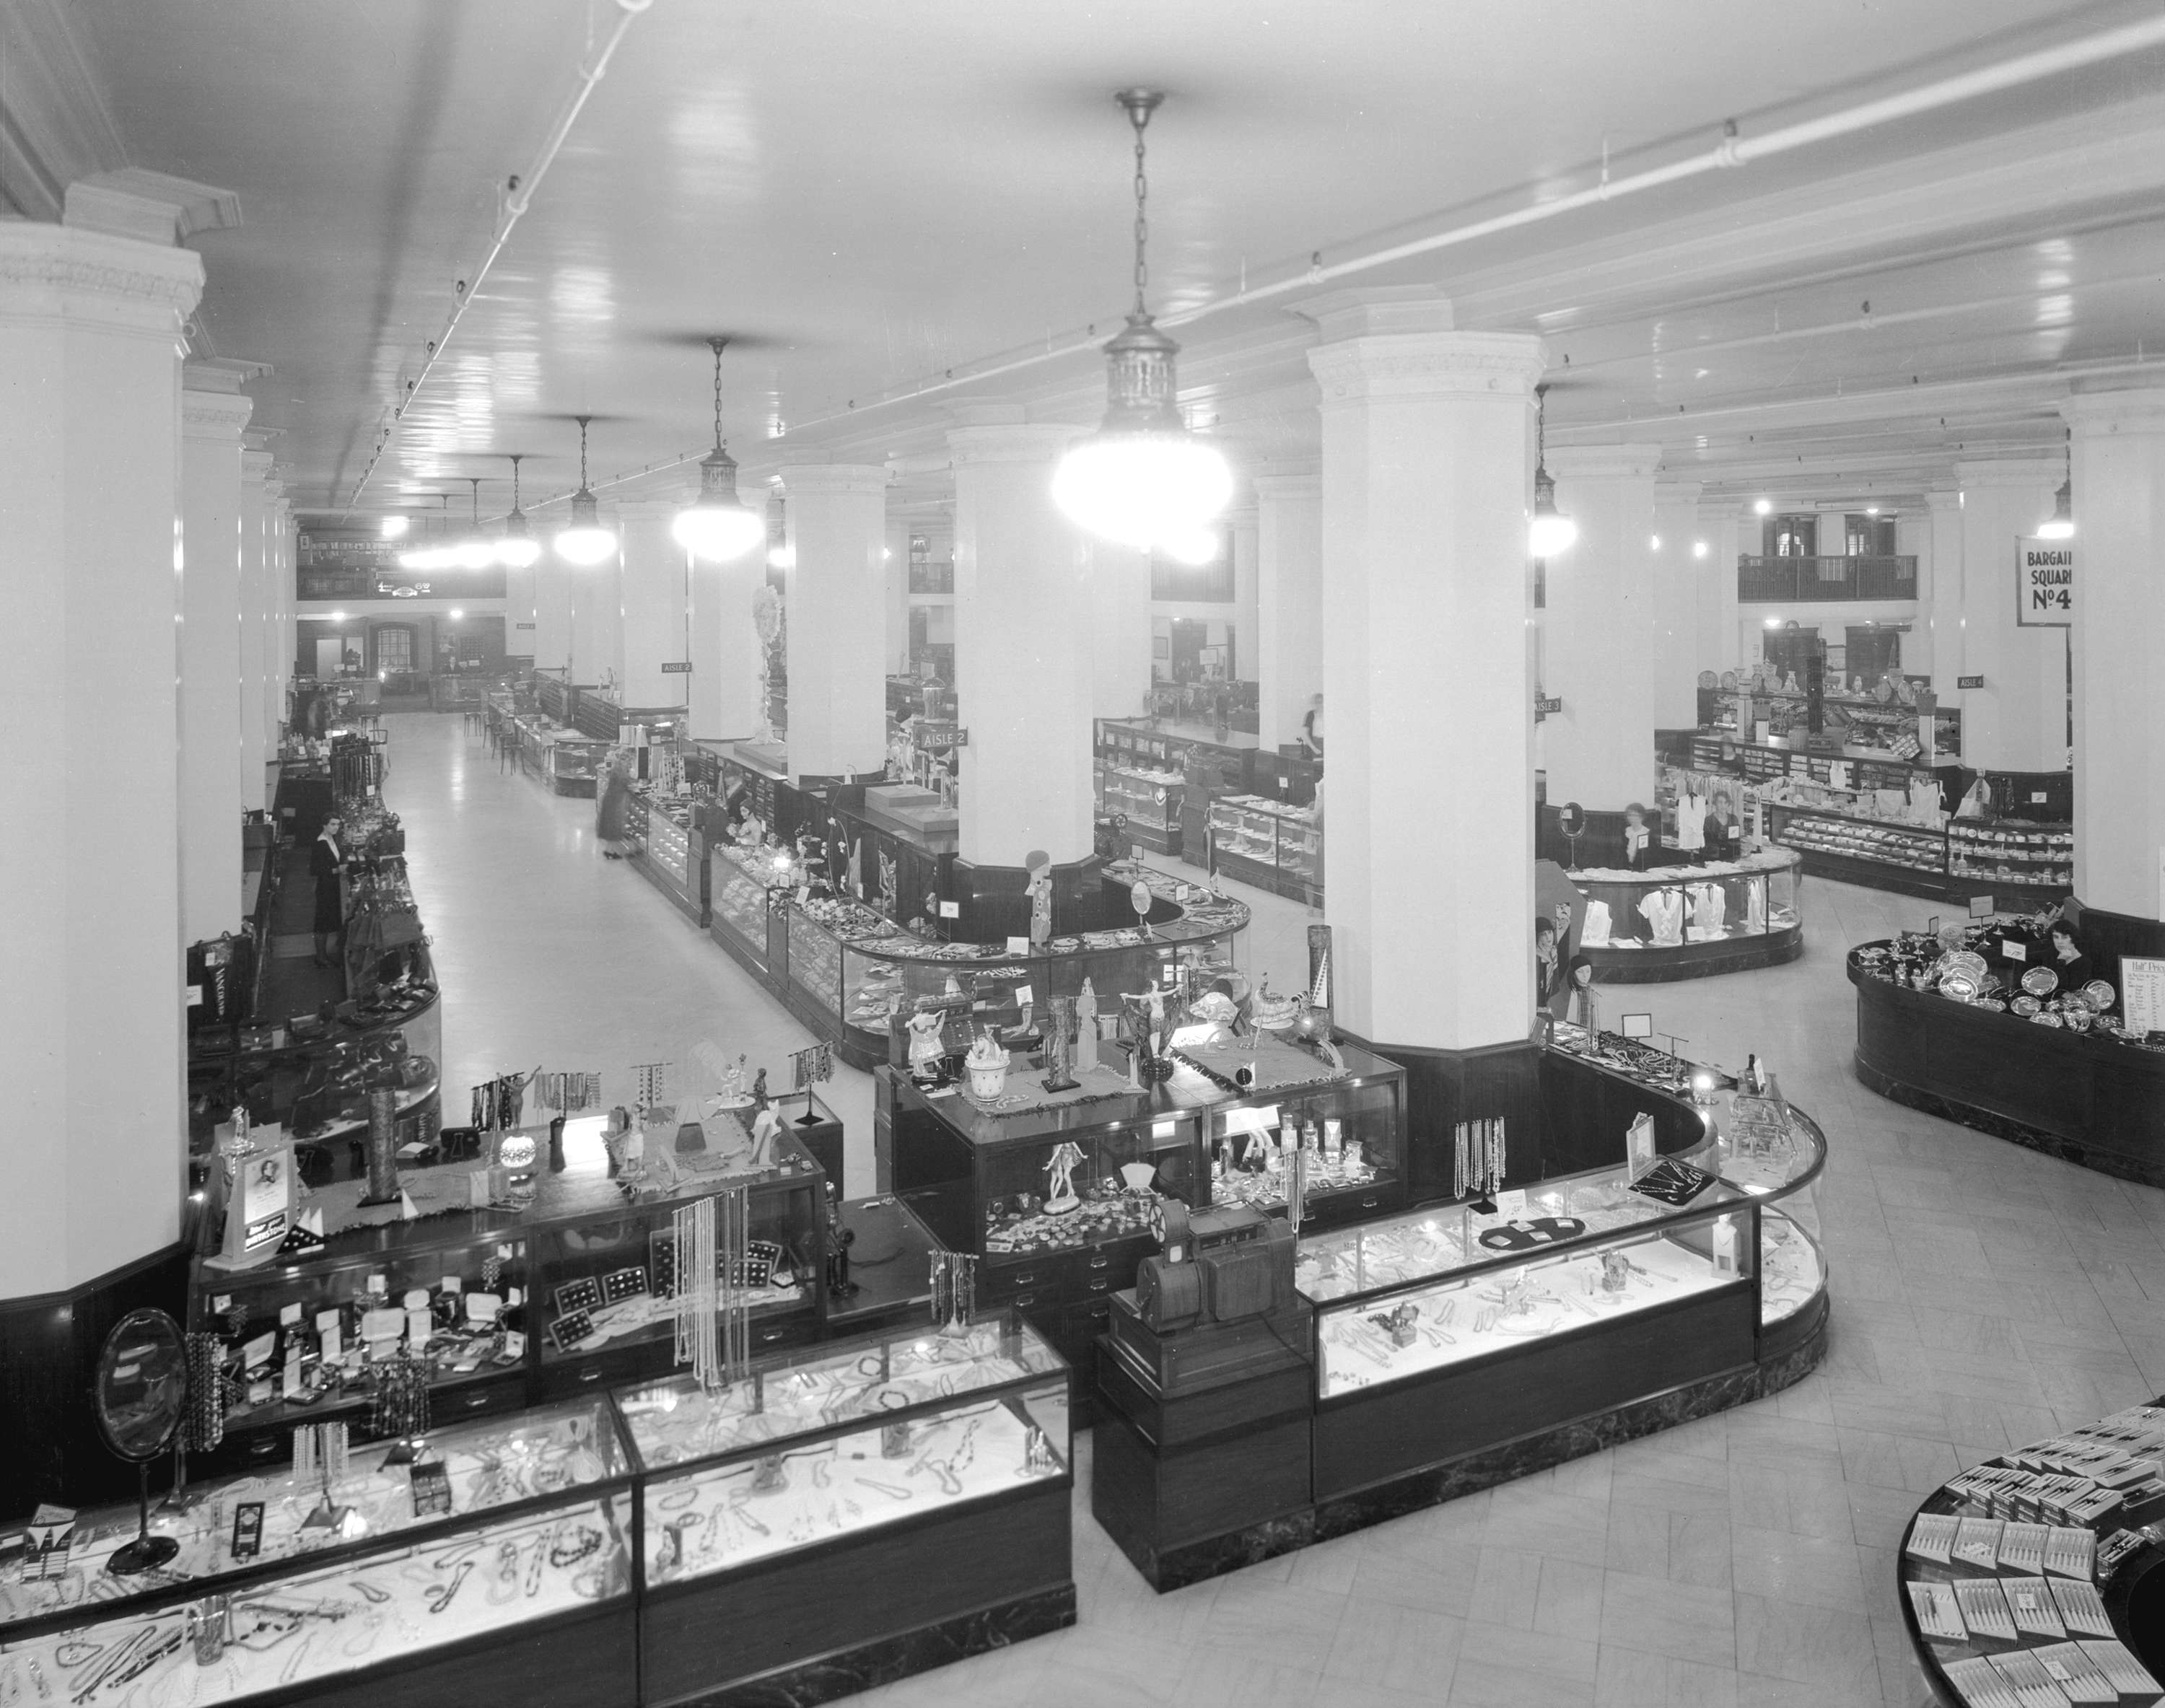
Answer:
(688, 488, 766, 740)
(1699, 501, 1742, 675)
(1091, 538, 1153, 720)
(237, 445, 274, 811)
(1924, 490, 1964, 700)
(1651, 481, 1702, 728)
(567, 509, 624, 690)
(180, 365, 253, 942)
(1956, 459, 2065, 772)
(618, 496, 690, 709)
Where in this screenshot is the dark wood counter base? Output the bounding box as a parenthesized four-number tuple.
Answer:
(1094, 1308, 1828, 1592)
(1854, 1054, 2165, 1190)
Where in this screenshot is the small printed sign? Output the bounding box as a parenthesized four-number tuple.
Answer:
(1957, 675, 1984, 690)
(2016, 537, 2075, 627)
(660, 661, 693, 673)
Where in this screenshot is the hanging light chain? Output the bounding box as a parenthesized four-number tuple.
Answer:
(509, 454, 523, 510)
(712, 338, 727, 451)
(577, 416, 591, 489)
(1132, 107, 1150, 315)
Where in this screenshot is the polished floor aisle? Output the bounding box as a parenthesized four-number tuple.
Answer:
(383, 713, 2165, 1707)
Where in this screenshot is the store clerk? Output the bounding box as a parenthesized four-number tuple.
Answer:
(2046, 921, 2094, 991)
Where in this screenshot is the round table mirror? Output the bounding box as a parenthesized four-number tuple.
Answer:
(94, 1308, 186, 1574)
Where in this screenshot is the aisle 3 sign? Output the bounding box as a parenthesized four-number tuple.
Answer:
(2016, 536, 2076, 626)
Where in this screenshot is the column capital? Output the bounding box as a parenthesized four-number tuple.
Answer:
(1697, 499, 1744, 522)
(1252, 468, 1321, 501)
(181, 387, 253, 441)
(1548, 444, 1663, 483)
(1925, 489, 1962, 514)
(1307, 327, 1544, 404)
(1293, 284, 1458, 339)
(0, 219, 202, 335)
(2062, 386, 2165, 437)
(64, 168, 240, 245)
(1954, 456, 2062, 490)
(945, 423, 1080, 466)
(616, 496, 686, 522)
(1653, 480, 1704, 507)
(240, 448, 274, 483)
(777, 463, 890, 496)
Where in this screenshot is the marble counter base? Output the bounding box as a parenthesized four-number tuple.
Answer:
(1853, 1054, 2165, 1190)
(682, 1580, 1076, 1707)
(1124, 1315, 1829, 1593)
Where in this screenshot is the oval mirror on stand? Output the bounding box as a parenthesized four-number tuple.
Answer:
(94, 1307, 187, 1575)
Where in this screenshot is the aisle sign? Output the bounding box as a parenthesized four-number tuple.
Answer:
(2016, 537, 2075, 627)
(660, 661, 693, 673)
(2124, 955, 2165, 1038)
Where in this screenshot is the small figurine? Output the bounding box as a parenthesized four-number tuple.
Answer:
(1025, 849, 1054, 950)
(1044, 1142, 1085, 1214)
(1075, 978, 1100, 1072)
(906, 1007, 947, 1079)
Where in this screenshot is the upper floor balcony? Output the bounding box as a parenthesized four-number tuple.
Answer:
(299, 565, 507, 601)
(1737, 555, 1916, 603)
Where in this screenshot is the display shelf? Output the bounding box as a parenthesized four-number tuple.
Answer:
(1568, 849, 1803, 982)
(1206, 796, 1321, 903)
(1895, 1394, 2165, 1707)
(616, 1313, 1075, 1707)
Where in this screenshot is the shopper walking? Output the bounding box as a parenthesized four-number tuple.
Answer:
(596, 757, 631, 861)
(310, 817, 344, 967)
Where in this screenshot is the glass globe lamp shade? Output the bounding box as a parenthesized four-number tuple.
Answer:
(1161, 525, 1222, 566)
(1053, 312, 1233, 552)
(673, 446, 764, 561)
(452, 535, 497, 570)
(2035, 478, 2075, 541)
(1528, 469, 1578, 558)
(495, 511, 541, 569)
(555, 488, 618, 565)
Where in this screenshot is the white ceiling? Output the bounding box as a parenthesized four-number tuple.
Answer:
(21, 0, 2165, 520)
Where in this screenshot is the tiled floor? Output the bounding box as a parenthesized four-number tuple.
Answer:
(383, 712, 2165, 1708)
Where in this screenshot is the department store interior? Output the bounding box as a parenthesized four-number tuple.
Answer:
(5, 3, 2165, 1705)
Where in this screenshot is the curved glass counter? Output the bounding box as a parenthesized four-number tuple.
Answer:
(1296, 1065, 1827, 1400)
(704, 842, 1251, 1071)
(1570, 847, 1803, 981)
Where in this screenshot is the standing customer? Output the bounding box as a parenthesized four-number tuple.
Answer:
(1298, 693, 1325, 759)
(310, 817, 344, 967)
(596, 756, 631, 861)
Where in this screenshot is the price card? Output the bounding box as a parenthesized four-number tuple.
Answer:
(2124, 955, 2165, 1035)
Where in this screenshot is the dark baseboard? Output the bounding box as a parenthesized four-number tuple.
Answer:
(1, 1239, 193, 1523)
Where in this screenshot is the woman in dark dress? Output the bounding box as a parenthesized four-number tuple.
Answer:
(310, 818, 344, 966)
(596, 759, 631, 859)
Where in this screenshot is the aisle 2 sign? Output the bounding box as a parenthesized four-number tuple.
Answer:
(2016, 536, 2076, 627)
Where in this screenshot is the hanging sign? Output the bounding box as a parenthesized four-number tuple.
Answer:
(2016, 537, 2075, 627)
(1534, 696, 1562, 720)
(918, 727, 968, 751)
(660, 661, 693, 673)
(1956, 675, 1984, 690)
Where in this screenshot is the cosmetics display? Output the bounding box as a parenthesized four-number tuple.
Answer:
(1898, 1396, 2165, 1707)
(1849, 907, 2165, 1186)
(618, 1313, 1075, 1706)
(1568, 848, 1803, 981)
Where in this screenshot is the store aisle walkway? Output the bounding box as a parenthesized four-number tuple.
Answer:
(377, 712, 878, 1186)
(382, 710, 2165, 1708)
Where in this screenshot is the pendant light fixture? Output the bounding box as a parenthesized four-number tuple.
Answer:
(673, 338, 764, 562)
(1528, 384, 1576, 559)
(398, 494, 455, 571)
(554, 416, 618, 565)
(495, 454, 541, 567)
(453, 478, 497, 569)
(1051, 89, 1233, 554)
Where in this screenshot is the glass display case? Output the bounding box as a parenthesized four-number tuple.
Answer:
(616, 1313, 1075, 1705)
(709, 841, 787, 972)
(1200, 1054, 1404, 1225)
(1207, 797, 1321, 901)
(1097, 761, 1184, 855)
(1570, 848, 1803, 980)
(1773, 805, 1946, 878)
(1946, 819, 2073, 890)
(0, 1398, 639, 1708)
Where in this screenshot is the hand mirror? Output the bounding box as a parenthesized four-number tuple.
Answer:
(95, 1308, 186, 1574)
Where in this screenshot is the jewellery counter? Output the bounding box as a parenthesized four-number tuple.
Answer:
(885, 1041, 1407, 1375)
(1895, 1393, 2165, 1708)
(1567, 847, 1802, 981)
(0, 1396, 640, 1708)
(705, 846, 1250, 1074)
(1207, 797, 1321, 903)
(620, 794, 711, 927)
(187, 1115, 828, 1474)
(1849, 927, 2165, 1188)
(1092, 1035, 1830, 1588)
(617, 1312, 1074, 1705)
(0, 1315, 1076, 1708)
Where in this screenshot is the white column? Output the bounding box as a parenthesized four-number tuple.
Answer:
(780, 463, 889, 780)
(948, 415, 1093, 866)
(1090, 539, 1153, 720)
(1543, 443, 1663, 809)
(567, 511, 623, 688)
(688, 489, 766, 740)
(2063, 390, 2165, 918)
(1303, 286, 1543, 1051)
(0, 214, 202, 1297)
(264, 485, 290, 758)
(1651, 480, 1702, 728)
(237, 446, 273, 812)
(617, 496, 688, 709)
(1230, 503, 1259, 683)
(1955, 459, 2065, 772)
(885, 514, 911, 676)
(179, 366, 253, 942)
(1254, 468, 1324, 750)
(1699, 501, 1742, 675)
(504, 553, 537, 665)
(533, 550, 572, 675)
(1924, 489, 1964, 701)
(1897, 505, 1934, 679)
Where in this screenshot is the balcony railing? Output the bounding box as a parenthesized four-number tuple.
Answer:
(1738, 555, 1917, 603)
(299, 568, 507, 601)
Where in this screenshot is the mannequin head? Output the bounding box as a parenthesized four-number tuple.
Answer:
(1534, 917, 1557, 957)
(1567, 954, 1594, 989)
